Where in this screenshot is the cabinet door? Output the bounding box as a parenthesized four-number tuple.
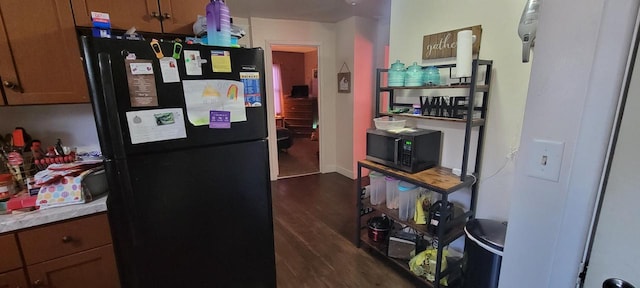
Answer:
(0, 269, 28, 288)
(0, 234, 22, 273)
(27, 245, 120, 288)
(71, 0, 162, 33)
(0, 0, 89, 105)
(18, 213, 112, 265)
(158, 0, 209, 35)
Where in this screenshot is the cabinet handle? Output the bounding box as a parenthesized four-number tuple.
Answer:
(163, 13, 171, 19)
(61, 236, 73, 243)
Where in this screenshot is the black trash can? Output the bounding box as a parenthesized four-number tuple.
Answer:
(462, 219, 507, 288)
(603, 278, 636, 288)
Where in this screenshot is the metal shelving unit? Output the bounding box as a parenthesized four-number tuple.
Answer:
(356, 59, 493, 287)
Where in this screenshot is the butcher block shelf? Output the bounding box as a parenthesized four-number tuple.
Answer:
(357, 160, 475, 194)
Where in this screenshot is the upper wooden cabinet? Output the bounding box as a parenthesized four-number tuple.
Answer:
(0, 0, 89, 105)
(72, 0, 209, 35)
(71, 0, 163, 33)
(158, 0, 209, 34)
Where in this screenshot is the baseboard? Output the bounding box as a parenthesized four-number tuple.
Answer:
(322, 164, 336, 173)
(336, 166, 355, 179)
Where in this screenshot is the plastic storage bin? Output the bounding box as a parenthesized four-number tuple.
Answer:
(373, 117, 406, 130)
(462, 219, 507, 288)
(369, 171, 385, 205)
(385, 177, 399, 209)
(397, 181, 419, 221)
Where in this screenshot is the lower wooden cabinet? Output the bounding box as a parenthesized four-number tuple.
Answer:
(0, 234, 22, 273)
(0, 269, 28, 288)
(18, 213, 112, 265)
(0, 213, 120, 287)
(27, 245, 119, 288)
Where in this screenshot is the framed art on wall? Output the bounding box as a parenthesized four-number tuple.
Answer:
(338, 72, 350, 93)
(337, 62, 351, 93)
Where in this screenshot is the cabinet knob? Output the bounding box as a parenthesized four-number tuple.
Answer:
(61, 236, 73, 243)
(163, 13, 171, 19)
(151, 11, 160, 19)
(3, 80, 17, 89)
(33, 280, 43, 287)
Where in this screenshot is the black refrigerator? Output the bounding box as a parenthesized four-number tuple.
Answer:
(80, 36, 276, 288)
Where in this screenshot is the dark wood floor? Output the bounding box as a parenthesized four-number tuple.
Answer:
(277, 136, 320, 178)
(271, 173, 415, 287)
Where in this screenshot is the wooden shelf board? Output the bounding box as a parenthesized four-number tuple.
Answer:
(358, 160, 474, 194)
(362, 201, 467, 246)
(359, 229, 436, 288)
(360, 228, 463, 288)
(379, 113, 485, 126)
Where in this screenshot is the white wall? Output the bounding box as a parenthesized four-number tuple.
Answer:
(352, 17, 377, 177)
(335, 18, 356, 177)
(249, 17, 338, 180)
(500, 0, 640, 287)
(0, 104, 100, 152)
(583, 26, 640, 287)
(389, 0, 531, 220)
(231, 17, 252, 48)
(333, 16, 388, 179)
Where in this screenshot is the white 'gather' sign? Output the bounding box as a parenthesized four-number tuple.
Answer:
(422, 25, 482, 60)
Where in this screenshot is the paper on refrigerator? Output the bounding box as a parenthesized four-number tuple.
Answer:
(181, 80, 246, 126)
(184, 50, 203, 76)
(125, 108, 187, 144)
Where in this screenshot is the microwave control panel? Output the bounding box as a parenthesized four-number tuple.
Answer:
(401, 140, 413, 166)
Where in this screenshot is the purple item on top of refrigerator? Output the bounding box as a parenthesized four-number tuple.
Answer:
(206, 0, 231, 47)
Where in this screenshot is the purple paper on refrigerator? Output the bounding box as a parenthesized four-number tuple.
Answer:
(209, 110, 231, 129)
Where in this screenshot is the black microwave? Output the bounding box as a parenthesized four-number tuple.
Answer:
(366, 128, 441, 173)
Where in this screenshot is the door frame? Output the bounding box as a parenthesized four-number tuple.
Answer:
(264, 40, 323, 180)
(579, 6, 640, 287)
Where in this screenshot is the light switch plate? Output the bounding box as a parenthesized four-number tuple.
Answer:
(527, 139, 565, 182)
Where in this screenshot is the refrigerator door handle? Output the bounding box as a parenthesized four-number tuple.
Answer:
(96, 52, 128, 160)
(80, 36, 127, 161)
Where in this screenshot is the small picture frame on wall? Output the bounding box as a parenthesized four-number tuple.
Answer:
(338, 72, 351, 93)
(313, 68, 318, 79)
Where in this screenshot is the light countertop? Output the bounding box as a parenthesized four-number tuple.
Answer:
(0, 195, 108, 234)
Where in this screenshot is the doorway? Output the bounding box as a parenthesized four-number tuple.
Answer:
(271, 45, 320, 178)
(581, 26, 640, 288)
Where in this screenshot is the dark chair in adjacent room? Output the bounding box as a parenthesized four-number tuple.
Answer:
(277, 127, 293, 151)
